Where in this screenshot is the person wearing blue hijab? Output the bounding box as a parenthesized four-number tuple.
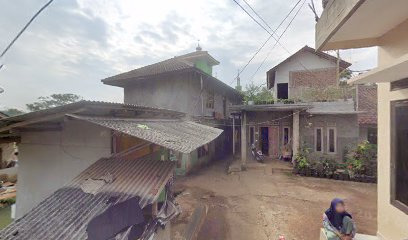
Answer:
(323, 198, 356, 240)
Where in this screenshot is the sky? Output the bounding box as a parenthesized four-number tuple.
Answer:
(0, 0, 377, 110)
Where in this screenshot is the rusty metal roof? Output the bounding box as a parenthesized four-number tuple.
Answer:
(70, 115, 223, 154)
(0, 156, 175, 240)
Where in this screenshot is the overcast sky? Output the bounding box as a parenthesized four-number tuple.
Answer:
(0, 0, 377, 110)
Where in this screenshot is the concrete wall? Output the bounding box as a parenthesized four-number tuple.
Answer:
(244, 111, 293, 158)
(375, 20, 408, 240)
(273, 51, 337, 99)
(124, 73, 238, 118)
(299, 114, 359, 161)
(16, 120, 111, 218)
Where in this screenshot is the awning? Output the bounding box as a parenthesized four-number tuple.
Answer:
(0, 156, 175, 240)
(69, 114, 223, 154)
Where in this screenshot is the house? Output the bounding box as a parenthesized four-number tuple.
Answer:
(0, 112, 17, 169)
(266, 45, 351, 100)
(232, 46, 364, 167)
(356, 84, 378, 144)
(316, 0, 408, 239)
(102, 46, 243, 173)
(0, 101, 222, 222)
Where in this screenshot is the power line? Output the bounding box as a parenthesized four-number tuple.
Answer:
(229, 0, 302, 85)
(247, 0, 306, 83)
(0, 0, 55, 70)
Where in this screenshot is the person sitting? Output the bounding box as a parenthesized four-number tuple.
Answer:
(323, 198, 356, 240)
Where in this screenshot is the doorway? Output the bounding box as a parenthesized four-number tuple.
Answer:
(260, 127, 269, 154)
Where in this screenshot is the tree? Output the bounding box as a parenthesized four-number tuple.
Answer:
(242, 84, 274, 104)
(2, 108, 25, 117)
(26, 93, 83, 111)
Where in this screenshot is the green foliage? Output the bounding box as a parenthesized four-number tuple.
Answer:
(2, 108, 25, 117)
(345, 141, 377, 175)
(0, 197, 15, 206)
(294, 146, 311, 169)
(242, 83, 275, 104)
(26, 93, 83, 111)
(339, 69, 352, 80)
(302, 85, 354, 102)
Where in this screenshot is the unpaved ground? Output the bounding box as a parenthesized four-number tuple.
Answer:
(171, 158, 377, 240)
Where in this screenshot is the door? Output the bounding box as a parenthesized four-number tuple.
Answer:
(268, 126, 280, 158)
(260, 127, 269, 155)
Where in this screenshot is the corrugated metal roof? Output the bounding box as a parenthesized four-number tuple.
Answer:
(70, 115, 223, 154)
(101, 51, 219, 84)
(0, 156, 175, 240)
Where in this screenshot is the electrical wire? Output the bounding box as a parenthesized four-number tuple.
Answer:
(229, 0, 302, 85)
(247, 0, 306, 83)
(0, 0, 55, 70)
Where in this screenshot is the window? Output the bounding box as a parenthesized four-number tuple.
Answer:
(206, 91, 214, 109)
(314, 127, 323, 152)
(249, 126, 255, 145)
(267, 70, 276, 89)
(327, 127, 336, 153)
(277, 83, 288, 99)
(391, 100, 408, 213)
(283, 127, 290, 145)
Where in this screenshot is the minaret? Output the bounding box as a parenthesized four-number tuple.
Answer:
(196, 40, 202, 51)
(235, 69, 242, 91)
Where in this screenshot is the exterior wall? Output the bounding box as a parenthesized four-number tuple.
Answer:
(245, 111, 293, 158)
(375, 22, 408, 240)
(123, 73, 237, 119)
(0, 143, 16, 168)
(299, 114, 359, 161)
(175, 141, 216, 175)
(289, 67, 338, 99)
(273, 51, 337, 99)
(16, 120, 112, 218)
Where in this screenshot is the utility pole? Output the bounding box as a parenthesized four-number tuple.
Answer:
(336, 49, 340, 85)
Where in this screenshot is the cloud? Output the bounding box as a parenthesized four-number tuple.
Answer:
(0, 0, 377, 110)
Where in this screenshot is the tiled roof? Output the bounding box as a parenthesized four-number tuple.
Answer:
(0, 156, 175, 240)
(357, 85, 377, 125)
(267, 45, 352, 73)
(71, 115, 223, 154)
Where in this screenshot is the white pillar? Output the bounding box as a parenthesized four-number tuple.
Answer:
(292, 111, 300, 156)
(241, 111, 247, 168)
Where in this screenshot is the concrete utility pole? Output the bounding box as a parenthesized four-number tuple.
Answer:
(232, 115, 236, 156)
(241, 111, 247, 168)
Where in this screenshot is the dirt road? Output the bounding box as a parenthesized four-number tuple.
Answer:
(171, 158, 377, 240)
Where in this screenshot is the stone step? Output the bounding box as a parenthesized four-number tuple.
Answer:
(320, 228, 378, 240)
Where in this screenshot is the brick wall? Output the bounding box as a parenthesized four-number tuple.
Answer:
(356, 85, 377, 125)
(289, 67, 338, 99)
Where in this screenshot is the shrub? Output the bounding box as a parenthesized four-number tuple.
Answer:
(346, 141, 377, 176)
(294, 146, 311, 169)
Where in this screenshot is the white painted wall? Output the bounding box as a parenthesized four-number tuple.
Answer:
(273, 51, 337, 99)
(16, 120, 111, 218)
